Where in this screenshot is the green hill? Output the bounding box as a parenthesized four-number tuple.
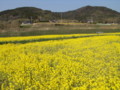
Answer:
(63, 6, 120, 23)
(0, 6, 120, 23)
(0, 7, 55, 21)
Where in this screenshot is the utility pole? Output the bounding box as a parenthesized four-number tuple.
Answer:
(30, 16, 33, 23)
(60, 12, 63, 23)
(91, 17, 93, 23)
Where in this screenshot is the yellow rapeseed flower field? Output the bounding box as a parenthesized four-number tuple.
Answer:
(0, 33, 120, 90)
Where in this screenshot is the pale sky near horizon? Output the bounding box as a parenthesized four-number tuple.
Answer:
(0, 0, 120, 12)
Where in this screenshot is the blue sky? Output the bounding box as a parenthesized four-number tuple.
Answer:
(0, 0, 120, 12)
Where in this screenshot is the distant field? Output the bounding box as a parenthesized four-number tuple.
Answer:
(0, 24, 120, 37)
(0, 33, 120, 89)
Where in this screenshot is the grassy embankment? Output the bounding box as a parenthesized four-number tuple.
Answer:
(0, 23, 120, 37)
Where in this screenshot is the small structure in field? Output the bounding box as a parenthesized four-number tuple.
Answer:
(96, 31, 104, 34)
(87, 19, 94, 23)
(21, 21, 32, 25)
(49, 20, 58, 23)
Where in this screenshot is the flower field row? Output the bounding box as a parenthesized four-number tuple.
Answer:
(0, 33, 119, 43)
(0, 33, 120, 89)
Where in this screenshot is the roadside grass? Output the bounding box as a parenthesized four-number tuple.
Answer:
(0, 24, 120, 37)
(0, 28, 120, 37)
